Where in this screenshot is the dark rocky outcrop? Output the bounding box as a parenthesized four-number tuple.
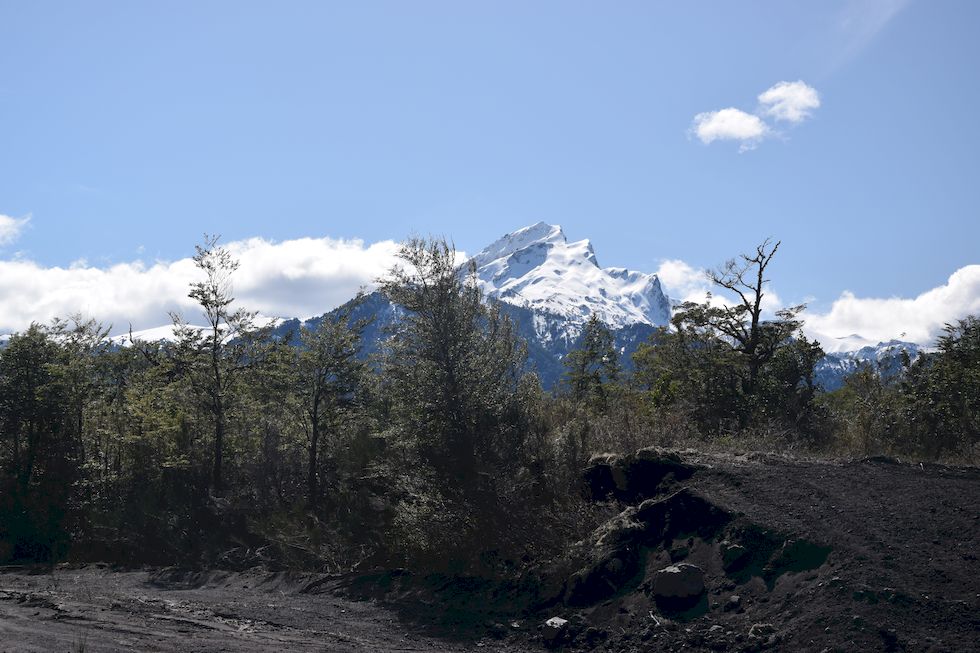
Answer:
(564, 487, 731, 606)
(583, 447, 698, 502)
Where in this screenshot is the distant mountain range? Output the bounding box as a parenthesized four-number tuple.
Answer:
(1, 223, 921, 390)
(814, 340, 921, 391)
(268, 223, 670, 387)
(268, 223, 918, 389)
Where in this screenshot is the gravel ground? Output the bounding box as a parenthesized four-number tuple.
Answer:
(0, 566, 527, 652)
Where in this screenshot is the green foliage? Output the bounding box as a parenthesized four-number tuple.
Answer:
(898, 317, 980, 457)
(379, 237, 527, 481)
(632, 240, 822, 440)
(2, 231, 977, 574)
(0, 325, 75, 560)
(171, 234, 258, 493)
(378, 237, 533, 564)
(815, 317, 980, 460)
(633, 321, 743, 434)
(296, 297, 370, 504)
(563, 314, 621, 413)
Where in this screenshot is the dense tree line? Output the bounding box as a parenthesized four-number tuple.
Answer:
(0, 236, 976, 568)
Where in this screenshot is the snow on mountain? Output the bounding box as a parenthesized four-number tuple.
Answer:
(110, 324, 209, 346)
(467, 222, 671, 343)
(821, 333, 880, 354)
(109, 316, 283, 346)
(0, 223, 929, 393)
(815, 339, 921, 390)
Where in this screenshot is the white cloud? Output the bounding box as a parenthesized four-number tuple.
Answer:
(656, 258, 785, 314)
(657, 257, 980, 352)
(690, 108, 768, 151)
(6, 233, 975, 356)
(655, 259, 712, 303)
(691, 80, 821, 150)
(0, 235, 402, 336)
(803, 265, 980, 351)
(0, 214, 31, 246)
(758, 81, 821, 123)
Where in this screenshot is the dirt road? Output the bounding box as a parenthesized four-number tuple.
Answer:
(0, 566, 523, 653)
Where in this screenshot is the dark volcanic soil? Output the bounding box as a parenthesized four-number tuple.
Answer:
(0, 566, 528, 652)
(1, 453, 978, 653)
(527, 453, 980, 653)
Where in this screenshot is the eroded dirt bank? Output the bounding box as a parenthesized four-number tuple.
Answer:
(541, 452, 980, 652)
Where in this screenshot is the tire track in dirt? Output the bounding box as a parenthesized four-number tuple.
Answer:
(0, 568, 526, 652)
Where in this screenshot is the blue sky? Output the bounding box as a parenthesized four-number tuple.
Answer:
(1, 1, 979, 344)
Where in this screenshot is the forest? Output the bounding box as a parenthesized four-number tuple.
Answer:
(1, 235, 978, 572)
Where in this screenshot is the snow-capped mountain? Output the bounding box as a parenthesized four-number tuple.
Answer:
(468, 222, 671, 346)
(821, 333, 882, 355)
(0, 223, 927, 391)
(814, 339, 921, 391)
(110, 324, 208, 346)
(108, 316, 283, 347)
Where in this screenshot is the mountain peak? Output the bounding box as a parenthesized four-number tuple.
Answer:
(466, 223, 671, 340)
(472, 222, 566, 267)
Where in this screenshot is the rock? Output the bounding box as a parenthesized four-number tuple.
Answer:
(724, 595, 742, 612)
(764, 539, 832, 582)
(635, 488, 732, 541)
(720, 540, 749, 572)
(651, 563, 705, 605)
(543, 616, 569, 647)
(749, 623, 776, 639)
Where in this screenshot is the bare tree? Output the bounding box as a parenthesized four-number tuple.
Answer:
(680, 239, 803, 395)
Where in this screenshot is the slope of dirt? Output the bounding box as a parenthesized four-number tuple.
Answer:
(518, 452, 980, 652)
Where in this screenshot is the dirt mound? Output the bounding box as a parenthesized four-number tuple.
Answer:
(524, 451, 980, 652)
(329, 449, 979, 652)
(286, 449, 977, 651)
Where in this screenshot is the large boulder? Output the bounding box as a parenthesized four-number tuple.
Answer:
(542, 616, 569, 647)
(650, 563, 705, 606)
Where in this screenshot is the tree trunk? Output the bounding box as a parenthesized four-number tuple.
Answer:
(211, 333, 224, 494)
(213, 401, 224, 494)
(307, 403, 319, 505)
